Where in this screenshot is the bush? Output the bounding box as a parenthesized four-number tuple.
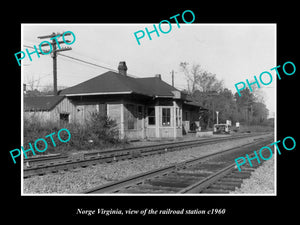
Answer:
(85, 112, 120, 145)
(238, 124, 274, 133)
(23, 112, 122, 155)
(23, 117, 61, 155)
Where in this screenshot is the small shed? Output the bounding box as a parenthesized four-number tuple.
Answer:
(24, 95, 76, 124)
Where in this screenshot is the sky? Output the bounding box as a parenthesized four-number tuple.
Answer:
(21, 23, 276, 117)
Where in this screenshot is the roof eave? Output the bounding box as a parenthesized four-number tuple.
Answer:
(63, 91, 133, 97)
(24, 109, 51, 112)
(154, 95, 174, 98)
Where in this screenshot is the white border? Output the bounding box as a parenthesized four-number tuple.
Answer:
(21, 24, 24, 194)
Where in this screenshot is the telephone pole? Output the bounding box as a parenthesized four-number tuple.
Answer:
(171, 70, 177, 87)
(38, 32, 72, 95)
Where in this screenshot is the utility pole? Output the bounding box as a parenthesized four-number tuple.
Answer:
(206, 91, 218, 127)
(171, 70, 177, 87)
(38, 32, 72, 95)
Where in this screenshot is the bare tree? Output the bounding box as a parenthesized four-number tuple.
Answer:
(26, 75, 41, 91)
(197, 71, 224, 92)
(180, 62, 200, 93)
(250, 82, 266, 104)
(179, 62, 224, 94)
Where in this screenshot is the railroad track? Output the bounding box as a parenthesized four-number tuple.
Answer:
(179, 158, 261, 194)
(24, 133, 257, 165)
(23, 132, 272, 178)
(82, 136, 273, 194)
(186, 160, 261, 194)
(24, 154, 68, 165)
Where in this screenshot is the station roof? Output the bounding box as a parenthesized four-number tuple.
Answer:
(24, 71, 207, 111)
(24, 95, 64, 111)
(183, 101, 208, 110)
(59, 71, 179, 98)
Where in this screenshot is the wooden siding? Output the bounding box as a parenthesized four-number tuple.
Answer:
(107, 103, 121, 129)
(24, 98, 108, 125)
(54, 97, 77, 123)
(145, 127, 156, 138)
(24, 95, 198, 139)
(24, 97, 76, 124)
(24, 111, 52, 123)
(159, 127, 174, 138)
(123, 103, 145, 139)
(75, 104, 97, 124)
(73, 101, 107, 124)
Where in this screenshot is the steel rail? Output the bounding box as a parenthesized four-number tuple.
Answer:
(24, 154, 67, 163)
(179, 163, 238, 193)
(25, 133, 263, 163)
(24, 132, 270, 165)
(82, 137, 273, 194)
(24, 132, 272, 178)
(83, 133, 268, 158)
(180, 147, 274, 194)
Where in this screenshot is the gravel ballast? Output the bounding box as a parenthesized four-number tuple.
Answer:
(230, 158, 275, 194)
(23, 134, 272, 194)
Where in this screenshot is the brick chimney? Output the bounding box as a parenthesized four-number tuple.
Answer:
(118, 61, 127, 76)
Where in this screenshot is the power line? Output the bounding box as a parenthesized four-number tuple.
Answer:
(23, 44, 36, 49)
(72, 50, 117, 69)
(23, 44, 140, 78)
(57, 53, 139, 78)
(23, 44, 118, 72)
(57, 53, 119, 72)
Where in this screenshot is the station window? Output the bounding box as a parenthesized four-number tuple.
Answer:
(162, 108, 171, 126)
(148, 107, 155, 125)
(60, 113, 69, 123)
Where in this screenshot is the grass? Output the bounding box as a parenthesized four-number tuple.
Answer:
(237, 124, 274, 133)
(23, 113, 128, 156)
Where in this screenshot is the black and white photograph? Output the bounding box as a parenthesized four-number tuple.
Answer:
(4, 5, 298, 221)
(21, 24, 276, 195)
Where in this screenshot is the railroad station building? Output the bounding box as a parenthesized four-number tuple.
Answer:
(24, 62, 206, 139)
